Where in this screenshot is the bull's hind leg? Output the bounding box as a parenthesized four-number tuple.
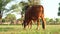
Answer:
(23, 20, 28, 29)
(28, 20, 32, 29)
(41, 17, 46, 29)
(36, 19, 40, 30)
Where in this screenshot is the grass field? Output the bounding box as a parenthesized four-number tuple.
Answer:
(0, 25, 60, 34)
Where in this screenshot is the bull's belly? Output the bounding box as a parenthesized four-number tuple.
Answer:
(25, 13, 42, 20)
(30, 16, 41, 20)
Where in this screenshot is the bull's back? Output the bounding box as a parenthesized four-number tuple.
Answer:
(25, 5, 44, 20)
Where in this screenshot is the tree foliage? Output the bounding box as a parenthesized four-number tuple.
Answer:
(2, 18, 6, 22)
(10, 4, 21, 12)
(28, 0, 40, 5)
(0, 0, 13, 23)
(0, 0, 13, 11)
(19, 1, 28, 14)
(58, 3, 60, 16)
(5, 14, 16, 22)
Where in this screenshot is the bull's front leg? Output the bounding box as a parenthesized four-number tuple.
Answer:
(37, 19, 40, 30)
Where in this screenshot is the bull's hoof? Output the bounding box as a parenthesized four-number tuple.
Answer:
(43, 27, 45, 29)
(36, 28, 40, 30)
(23, 28, 27, 30)
(42, 26, 46, 30)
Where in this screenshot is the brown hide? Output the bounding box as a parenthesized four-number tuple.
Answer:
(23, 5, 46, 29)
(25, 5, 44, 20)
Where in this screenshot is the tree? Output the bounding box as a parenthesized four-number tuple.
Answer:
(0, 0, 13, 23)
(45, 18, 50, 24)
(5, 14, 16, 24)
(28, 0, 40, 5)
(2, 18, 6, 23)
(55, 18, 60, 24)
(49, 19, 54, 25)
(19, 1, 28, 18)
(58, 3, 60, 16)
(10, 4, 21, 12)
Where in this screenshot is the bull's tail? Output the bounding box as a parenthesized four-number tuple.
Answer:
(41, 6, 46, 29)
(42, 19, 45, 29)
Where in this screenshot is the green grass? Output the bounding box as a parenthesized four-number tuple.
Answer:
(0, 25, 60, 34)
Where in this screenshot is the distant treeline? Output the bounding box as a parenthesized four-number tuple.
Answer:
(1, 17, 60, 25)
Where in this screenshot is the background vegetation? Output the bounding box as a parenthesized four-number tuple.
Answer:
(0, 0, 60, 25)
(0, 0, 60, 34)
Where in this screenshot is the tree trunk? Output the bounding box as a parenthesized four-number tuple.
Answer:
(21, 14, 24, 23)
(0, 11, 2, 24)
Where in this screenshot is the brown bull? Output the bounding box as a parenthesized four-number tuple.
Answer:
(23, 5, 46, 30)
